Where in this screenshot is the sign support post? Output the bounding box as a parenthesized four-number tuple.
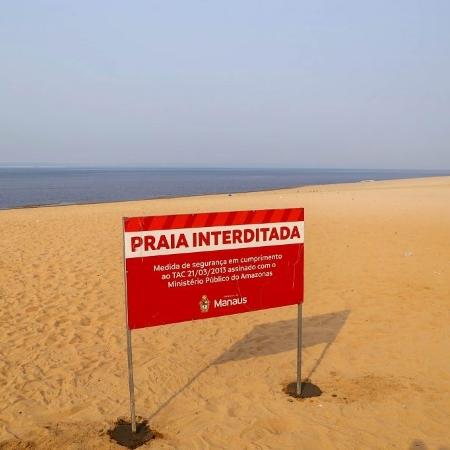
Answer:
(126, 328, 137, 433)
(296, 302, 303, 397)
(123, 219, 137, 433)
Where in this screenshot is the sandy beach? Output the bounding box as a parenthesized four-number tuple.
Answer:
(0, 176, 449, 449)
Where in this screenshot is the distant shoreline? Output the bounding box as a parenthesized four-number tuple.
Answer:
(2, 174, 449, 212)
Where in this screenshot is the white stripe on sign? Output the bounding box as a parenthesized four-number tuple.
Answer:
(124, 221, 304, 259)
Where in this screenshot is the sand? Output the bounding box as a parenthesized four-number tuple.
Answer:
(0, 176, 449, 449)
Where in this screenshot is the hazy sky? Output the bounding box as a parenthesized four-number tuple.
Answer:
(1, 1, 449, 169)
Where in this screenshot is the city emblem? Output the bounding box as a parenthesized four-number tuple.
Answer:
(199, 295, 210, 313)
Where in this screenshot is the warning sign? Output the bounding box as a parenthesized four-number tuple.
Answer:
(123, 208, 304, 329)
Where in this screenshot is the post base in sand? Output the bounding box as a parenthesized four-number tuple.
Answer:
(108, 418, 157, 449)
(285, 381, 322, 399)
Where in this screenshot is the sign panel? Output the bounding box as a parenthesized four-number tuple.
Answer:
(123, 208, 304, 329)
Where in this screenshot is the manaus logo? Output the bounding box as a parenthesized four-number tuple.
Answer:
(199, 295, 210, 313)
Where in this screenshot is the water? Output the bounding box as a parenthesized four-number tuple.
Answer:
(0, 167, 448, 209)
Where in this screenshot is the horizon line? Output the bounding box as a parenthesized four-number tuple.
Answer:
(1, 163, 450, 172)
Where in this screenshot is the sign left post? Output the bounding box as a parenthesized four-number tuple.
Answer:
(122, 218, 137, 433)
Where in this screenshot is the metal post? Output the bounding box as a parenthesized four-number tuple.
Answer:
(126, 328, 137, 433)
(123, 218, 137, 433)
(296, 302, 303, 397)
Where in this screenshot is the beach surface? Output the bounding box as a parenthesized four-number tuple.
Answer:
(1, 176, 449, 449)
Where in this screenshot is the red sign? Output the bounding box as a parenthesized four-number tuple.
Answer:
(123, 208, 304, 329)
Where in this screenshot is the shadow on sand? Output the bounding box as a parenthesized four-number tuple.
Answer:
(149, 309, 350, 419)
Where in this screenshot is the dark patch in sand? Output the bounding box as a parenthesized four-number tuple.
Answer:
(108, 419, 159, 449)
(284, 381, 322, 399)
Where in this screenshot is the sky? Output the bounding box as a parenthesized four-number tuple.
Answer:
(1, 1, 449, 169)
